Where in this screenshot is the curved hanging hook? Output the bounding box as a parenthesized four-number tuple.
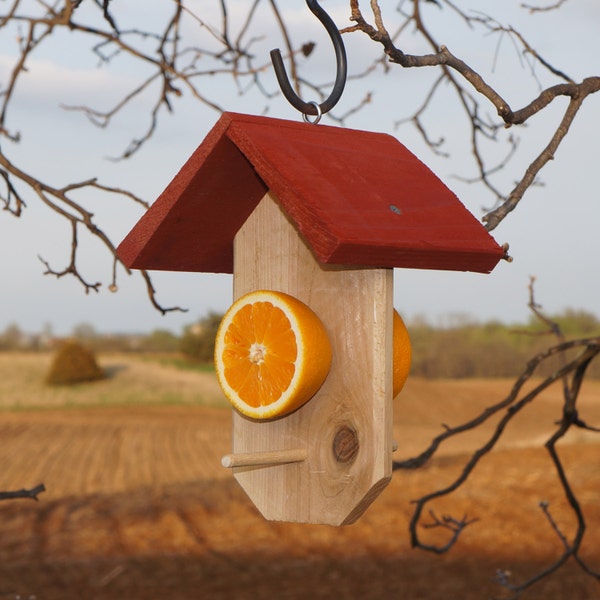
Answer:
(270, 0, 347, 122)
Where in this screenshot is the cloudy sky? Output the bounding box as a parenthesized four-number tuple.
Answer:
(1, 1, 598, 335)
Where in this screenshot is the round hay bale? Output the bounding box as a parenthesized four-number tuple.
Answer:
(45, 339, 106, 386)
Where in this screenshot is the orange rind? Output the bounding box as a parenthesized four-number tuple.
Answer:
(214, 290, 332, 420)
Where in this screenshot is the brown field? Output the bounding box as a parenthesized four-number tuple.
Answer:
(0, 352, 599, 599)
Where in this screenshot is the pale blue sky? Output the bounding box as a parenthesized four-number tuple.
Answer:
(1, 1, 598, 335)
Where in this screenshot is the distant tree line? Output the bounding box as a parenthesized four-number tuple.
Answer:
(1, 309, 599, 379)
(409, 308, 600, 379)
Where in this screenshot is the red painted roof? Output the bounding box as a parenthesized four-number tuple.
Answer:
(117, 112, 504, 274)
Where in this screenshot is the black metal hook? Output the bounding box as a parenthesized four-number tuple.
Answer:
(270, 0, 347, 123)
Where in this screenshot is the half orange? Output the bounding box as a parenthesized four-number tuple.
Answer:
(392, 309, 412, 397)
(214, 290, 332, 420)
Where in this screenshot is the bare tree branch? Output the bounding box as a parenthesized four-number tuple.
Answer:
(394, 279, 600, 594)
(0, 0, 279, 309)
(521, 0, 569, 13)
(348, 1, 600, 231)
(0, 483, 45, 502)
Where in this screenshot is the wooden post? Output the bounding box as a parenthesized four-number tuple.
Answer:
(230, 191, 394, 525)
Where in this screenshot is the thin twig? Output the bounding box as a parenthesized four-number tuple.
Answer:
(0, 483, 45, 502)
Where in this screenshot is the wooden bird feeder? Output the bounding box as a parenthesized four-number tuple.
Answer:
(117, 112, 504, 525)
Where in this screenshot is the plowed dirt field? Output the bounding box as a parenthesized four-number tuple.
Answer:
(0, 353, 598, 599)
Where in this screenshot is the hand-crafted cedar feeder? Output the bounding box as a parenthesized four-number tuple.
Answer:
(117, 111, 504, 525)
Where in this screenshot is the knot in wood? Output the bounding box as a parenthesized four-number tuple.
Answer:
(332, 425, 359, 464)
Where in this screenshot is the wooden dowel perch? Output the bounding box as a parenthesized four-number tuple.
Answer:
(221, 448, 307, 469)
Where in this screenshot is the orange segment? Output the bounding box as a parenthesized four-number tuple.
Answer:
(393, 309, 412, 397)
(214, 290, 332, 420)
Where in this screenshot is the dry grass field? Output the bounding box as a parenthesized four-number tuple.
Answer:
(0, 352, 598, 599)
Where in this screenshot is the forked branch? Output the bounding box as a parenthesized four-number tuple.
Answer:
(394, 281, 600, 595)
(347, 1, 600, 231)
